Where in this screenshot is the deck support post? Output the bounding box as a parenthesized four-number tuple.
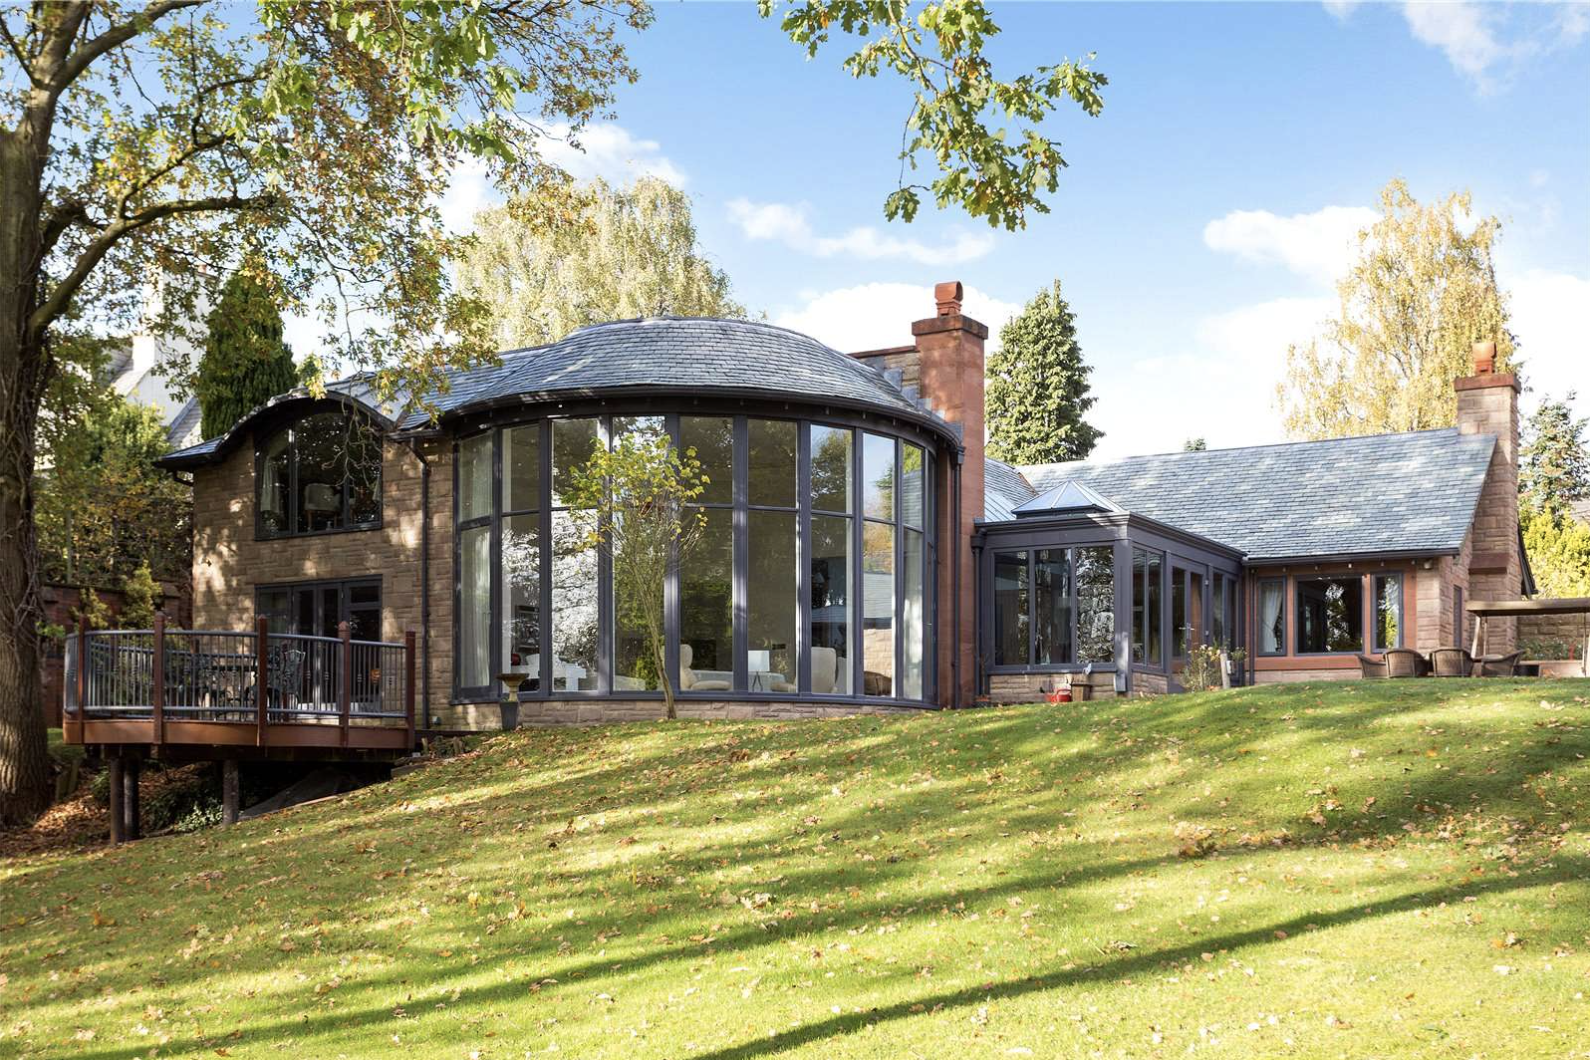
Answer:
(107, 754, 125, 845)
(1470, 614, 1484, 659)
(123, 757, 141, 840)
(339, 621, 352, 748)
(222, 760, 240, 825)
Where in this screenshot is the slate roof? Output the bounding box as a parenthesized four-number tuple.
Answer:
(164, 317, 947, 468)
(983, 457, 1036, 522)
(160, 375, 399, 467)
(1014, 429, 1497, 562)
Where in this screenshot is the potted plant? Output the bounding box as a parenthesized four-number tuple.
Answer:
(497, 671, 527, 731)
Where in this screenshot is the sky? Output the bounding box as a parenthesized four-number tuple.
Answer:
(420, 0, 1590, 460)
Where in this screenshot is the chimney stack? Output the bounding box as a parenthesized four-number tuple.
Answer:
(1453, 336, 1521, 652)
(935, 280, 964, 318)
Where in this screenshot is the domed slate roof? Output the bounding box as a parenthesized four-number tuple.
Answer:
(397, 316, 939, 430)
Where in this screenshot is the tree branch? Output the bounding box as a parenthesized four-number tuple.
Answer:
(28, 191, 278, 338)
(49, 0, 202, 97)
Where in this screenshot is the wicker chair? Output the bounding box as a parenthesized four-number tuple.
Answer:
(1429, 647, 1475, 677)
(1477, 650, 1523, 677)
(1383, 648, 1427, 679)
(1357, 655, 1388, 679)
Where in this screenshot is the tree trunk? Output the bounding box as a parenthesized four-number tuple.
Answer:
(0, 132, 53, 825)
(655, 641, 676, 720)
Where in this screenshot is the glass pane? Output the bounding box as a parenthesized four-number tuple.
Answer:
(1189, 571, 1204, 652)
(748, 510, 797, 692)
(551, 418, 601, 508)
(810, 426, 853, 514)
(810, 514, 853, 694)
(680, 416, 733, 506)
(1075, 546, 1115, 665)
(680, 508, 733, 690)
(503, 424, 541, 513)
(459, 432, 493, 522)
(1212, 573, 1227, 648)
(257, 588, 291, 634)
(348, 604, 381, 642)
(994, 551, 1029, 666)
(349, 583, 379, 606)
(613, 520, 662, 693)
(862, 433, 896, 522)
(1132, 549, 1163, 666)
(1296, 577, 1363, 653)
(459, 524, 492, 689)
(903, 529, 925, 700)
(259, 430, 290, 535)
(901, 444, 925, 528)
(613, 415, 667, 444)
(1035, 548, 1073, 665)
(748, 419, 797, 508)
(501, 515, 540, 690)
(347, 426, 381, 526)
(296, 414, 347, 533)
(551, 511, 598, 690)
(863, 520, 894, 696)
(1375, 574, 1402, 651)
(1259, 580, 1285, 653)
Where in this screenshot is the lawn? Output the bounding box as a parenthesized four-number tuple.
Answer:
(3, 679, 1588, 1058)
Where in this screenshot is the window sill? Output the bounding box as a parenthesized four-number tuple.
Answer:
(258, 520, 384, 543)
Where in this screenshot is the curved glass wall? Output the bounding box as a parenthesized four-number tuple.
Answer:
(454, 412, 935, 704)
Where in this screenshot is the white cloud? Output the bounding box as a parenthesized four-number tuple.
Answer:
(773, 282, 1019, 354)
(1398, 1, 1588, 89)
(728, 199, 995, 266)
(539, 123, 687, 187)
(1402, 1, 1510, 79)
(1321, 1, 1359, 21)
(1203, 205, 1377, 284)
(1509, 268, 1590, 412)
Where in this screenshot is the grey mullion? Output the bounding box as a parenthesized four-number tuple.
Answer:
(797, 423, 811, 695)
(538, 419, 552, 697)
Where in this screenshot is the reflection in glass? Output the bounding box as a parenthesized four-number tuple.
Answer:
(459, 524, 491, 689)
(1035, 549, 1073, 665)
(1075, 546, 1115, 665)
(551, 418, 600, 508)
(863, 432, 896, 521)
(902, 529, 925, 700)
(613, 516, 661, 692)
(863, 520, 895, 695)
(1212, 572, 1228, 648)
(811, 426, 852, 513)
(749, 510, 797, 691)
(1374, 573, 1402, 651)
(501, 515, 540, 690)
(1296, 577, 1362, 653)
(260, 430, 289, 534)
(503, 425, 540, 513)
(681, 509, 733, 689)
(994, 551, 1029, 665)
(901, 444, 925, 527)
(459, 432, 492, 522)
(1172, 567, 1187, 657)
(295, 415, 348, 532)
(551, 511, 598, 690)
(1132, 549, 1163, 666)
(748, 419, 797, 508)
(681, 416, 733, 505)
(810, 515, 852, 694)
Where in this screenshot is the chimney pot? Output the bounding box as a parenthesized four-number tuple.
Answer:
(1472, 340, 1496, 375)
(934, 280, 964, 318)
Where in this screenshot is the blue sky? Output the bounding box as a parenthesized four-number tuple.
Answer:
(433, 1, 1590, 459)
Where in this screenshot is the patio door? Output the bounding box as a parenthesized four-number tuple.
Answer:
(257, 580, 381, 708)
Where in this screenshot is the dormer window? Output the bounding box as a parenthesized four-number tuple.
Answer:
(257, 411, 382, 538)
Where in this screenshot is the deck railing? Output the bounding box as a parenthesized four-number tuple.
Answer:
(63, 614, 416, 749)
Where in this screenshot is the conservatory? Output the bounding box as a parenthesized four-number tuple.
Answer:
(976, 480, 1245, 697)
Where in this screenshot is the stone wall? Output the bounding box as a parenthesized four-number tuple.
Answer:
(987, 671, 1117, 704)
(1518, 612, 1590, 660)
(497, 698, 922, 730)
(189, 432, 455, 721)
(1252, 667, 1360, 685)
(1454, 354, 1522, 654)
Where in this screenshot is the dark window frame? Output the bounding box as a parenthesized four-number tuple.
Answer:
(255, 576, 383, 637)
(254, 410, 384, 541)
(1293, 574, 1368, 657)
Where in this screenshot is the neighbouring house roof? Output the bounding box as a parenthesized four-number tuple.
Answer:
(983, 457, 1035, 522)
(1011, 428, 1498, 563)
(162, 317, 952, 469)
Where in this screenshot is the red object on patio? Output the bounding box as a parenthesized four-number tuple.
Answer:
(1046, 686, 1071, 704)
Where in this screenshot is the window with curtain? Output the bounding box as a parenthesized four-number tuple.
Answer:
(1258, 578, 1285, 654)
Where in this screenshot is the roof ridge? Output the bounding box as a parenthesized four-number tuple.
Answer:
(1019, 426, 1475, 475)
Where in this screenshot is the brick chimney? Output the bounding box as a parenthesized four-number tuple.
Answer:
(1454, 339, 1522, 652)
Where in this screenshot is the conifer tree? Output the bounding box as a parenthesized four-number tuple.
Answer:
(196, 268, 299, 440)
(986, 280, 1102, 466)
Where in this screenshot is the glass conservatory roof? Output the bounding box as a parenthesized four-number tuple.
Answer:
(1011, 478, 1123, 517)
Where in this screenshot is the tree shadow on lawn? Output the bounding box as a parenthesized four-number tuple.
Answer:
(60, 847, 1589, 1060)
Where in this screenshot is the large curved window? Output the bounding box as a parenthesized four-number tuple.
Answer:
(257, 411, 382, 538)
(453, 413, 936, 704)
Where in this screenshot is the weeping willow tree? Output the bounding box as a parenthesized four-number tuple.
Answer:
(1278, 179, 1516, 441)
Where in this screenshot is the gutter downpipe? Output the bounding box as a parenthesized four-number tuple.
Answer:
(405, 438, 432, 730)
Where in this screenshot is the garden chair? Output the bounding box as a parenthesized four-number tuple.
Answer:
(1383, 648, 1427, 679)
(266, 647, 306, 721)
(1429, 647, 1476, 677)
(1477, 650, 1523, 678)
(1356, 655, 1387, 679)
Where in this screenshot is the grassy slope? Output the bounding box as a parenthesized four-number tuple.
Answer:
(3, 680, 1588, 1059)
